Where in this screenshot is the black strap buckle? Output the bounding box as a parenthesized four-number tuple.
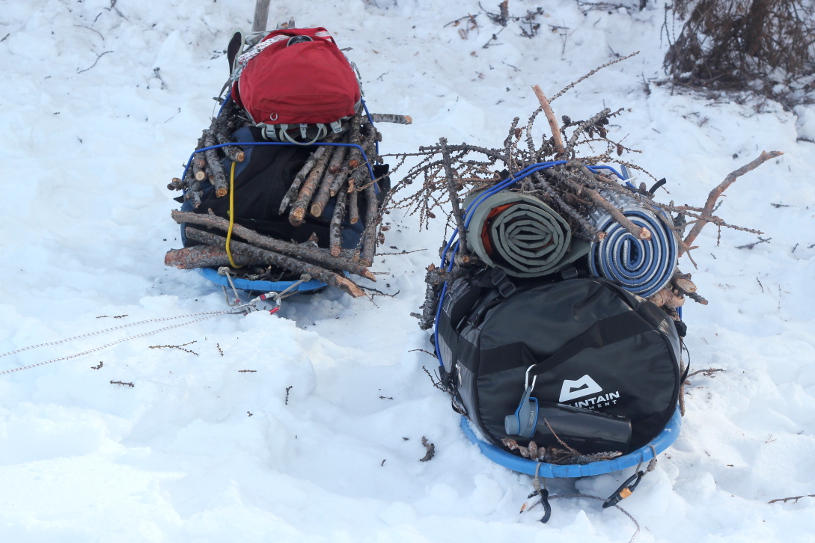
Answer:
(486, 267, 516, 298)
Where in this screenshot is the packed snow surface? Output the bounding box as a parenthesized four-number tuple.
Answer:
(1, 1, 814, 541)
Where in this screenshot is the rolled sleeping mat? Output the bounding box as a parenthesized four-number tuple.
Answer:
(465, 191, 590, 278)
(587, 190, 678, 298)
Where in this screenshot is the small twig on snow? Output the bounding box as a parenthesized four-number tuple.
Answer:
(769, 494, 815, 504)
(77, 50, 113, 73)
(736, 237, 771, 249)
(420, 436, 436, 462)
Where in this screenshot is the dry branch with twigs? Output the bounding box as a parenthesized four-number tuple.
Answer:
(664, 0, 815, 108)
(384, 56, 777, 336)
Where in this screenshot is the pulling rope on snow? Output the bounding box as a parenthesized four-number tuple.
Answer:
(0, 275, 311, 375)
(520, 461, 642, 541)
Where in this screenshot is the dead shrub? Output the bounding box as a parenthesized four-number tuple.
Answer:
(663, 0, 815, 107)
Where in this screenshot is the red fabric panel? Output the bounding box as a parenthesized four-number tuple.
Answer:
(234, 28, 360, 125)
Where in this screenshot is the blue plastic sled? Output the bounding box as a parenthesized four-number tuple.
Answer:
(194, 267, 327, 294)
(461, 407, 681, 478)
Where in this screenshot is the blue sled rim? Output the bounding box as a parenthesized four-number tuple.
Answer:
(195, 267, 327, 293)
(461, 406, 681, 478)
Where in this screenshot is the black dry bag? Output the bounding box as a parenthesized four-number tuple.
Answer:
(436, 274, 682, 456)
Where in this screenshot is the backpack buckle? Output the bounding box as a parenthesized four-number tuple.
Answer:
(487, 267, 516, 298)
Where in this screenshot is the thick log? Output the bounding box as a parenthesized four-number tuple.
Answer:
(185, 227, 366, 298)
(290, 145, 335, 226)
(329, 183, 349, 257)
(165, 245, 254, 269)
(278, 142, 334, 215)
(171, 210, 375, 281)
(370, 113, 412, 125)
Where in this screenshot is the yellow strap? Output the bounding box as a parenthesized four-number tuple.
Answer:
(225, 161, 242, 268)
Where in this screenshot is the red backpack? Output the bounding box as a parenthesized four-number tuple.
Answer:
(230, 27, 361, 144)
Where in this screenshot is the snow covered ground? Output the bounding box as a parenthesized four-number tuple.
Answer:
(1, 0, 814, 541)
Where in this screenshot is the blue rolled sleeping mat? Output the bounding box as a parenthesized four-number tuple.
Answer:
(587, 191, 678, 298)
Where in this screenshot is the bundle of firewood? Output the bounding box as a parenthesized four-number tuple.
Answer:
(385, 67, 778, 326)
(164, 96, 412, 298)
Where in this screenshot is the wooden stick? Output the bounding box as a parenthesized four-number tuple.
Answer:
(330, 183, 349, 257)
(192, 154, 207, 181)
(532, 85, 566, 156)
(184, 179, 204, 208)
(558, 164, 651, 240)
(290, 145, 335, 226)
(310, 145, 348, 217)
(327, 143, 348, 174)
(370, 113, 412, 125)
(171, 210, 375, 281)
(347, 113, 364, 169)
(167, 177, 185, 191)
(278, 144, 332, 215)
(184, 228, 366, 298)
(681, 151, 782, 255)
(213, 123, 245, 163)
(439, 137, 469, 255)
(648, 287, 685, 309)
(348, 189, 360, 224)
(203, 130, 228, 198)
(329, 162, 352, 197)
(359, 180, 379, 267)
(252, 0, 270, 32)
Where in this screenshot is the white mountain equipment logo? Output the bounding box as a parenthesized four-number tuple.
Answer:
(559, 375, 603, 402)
